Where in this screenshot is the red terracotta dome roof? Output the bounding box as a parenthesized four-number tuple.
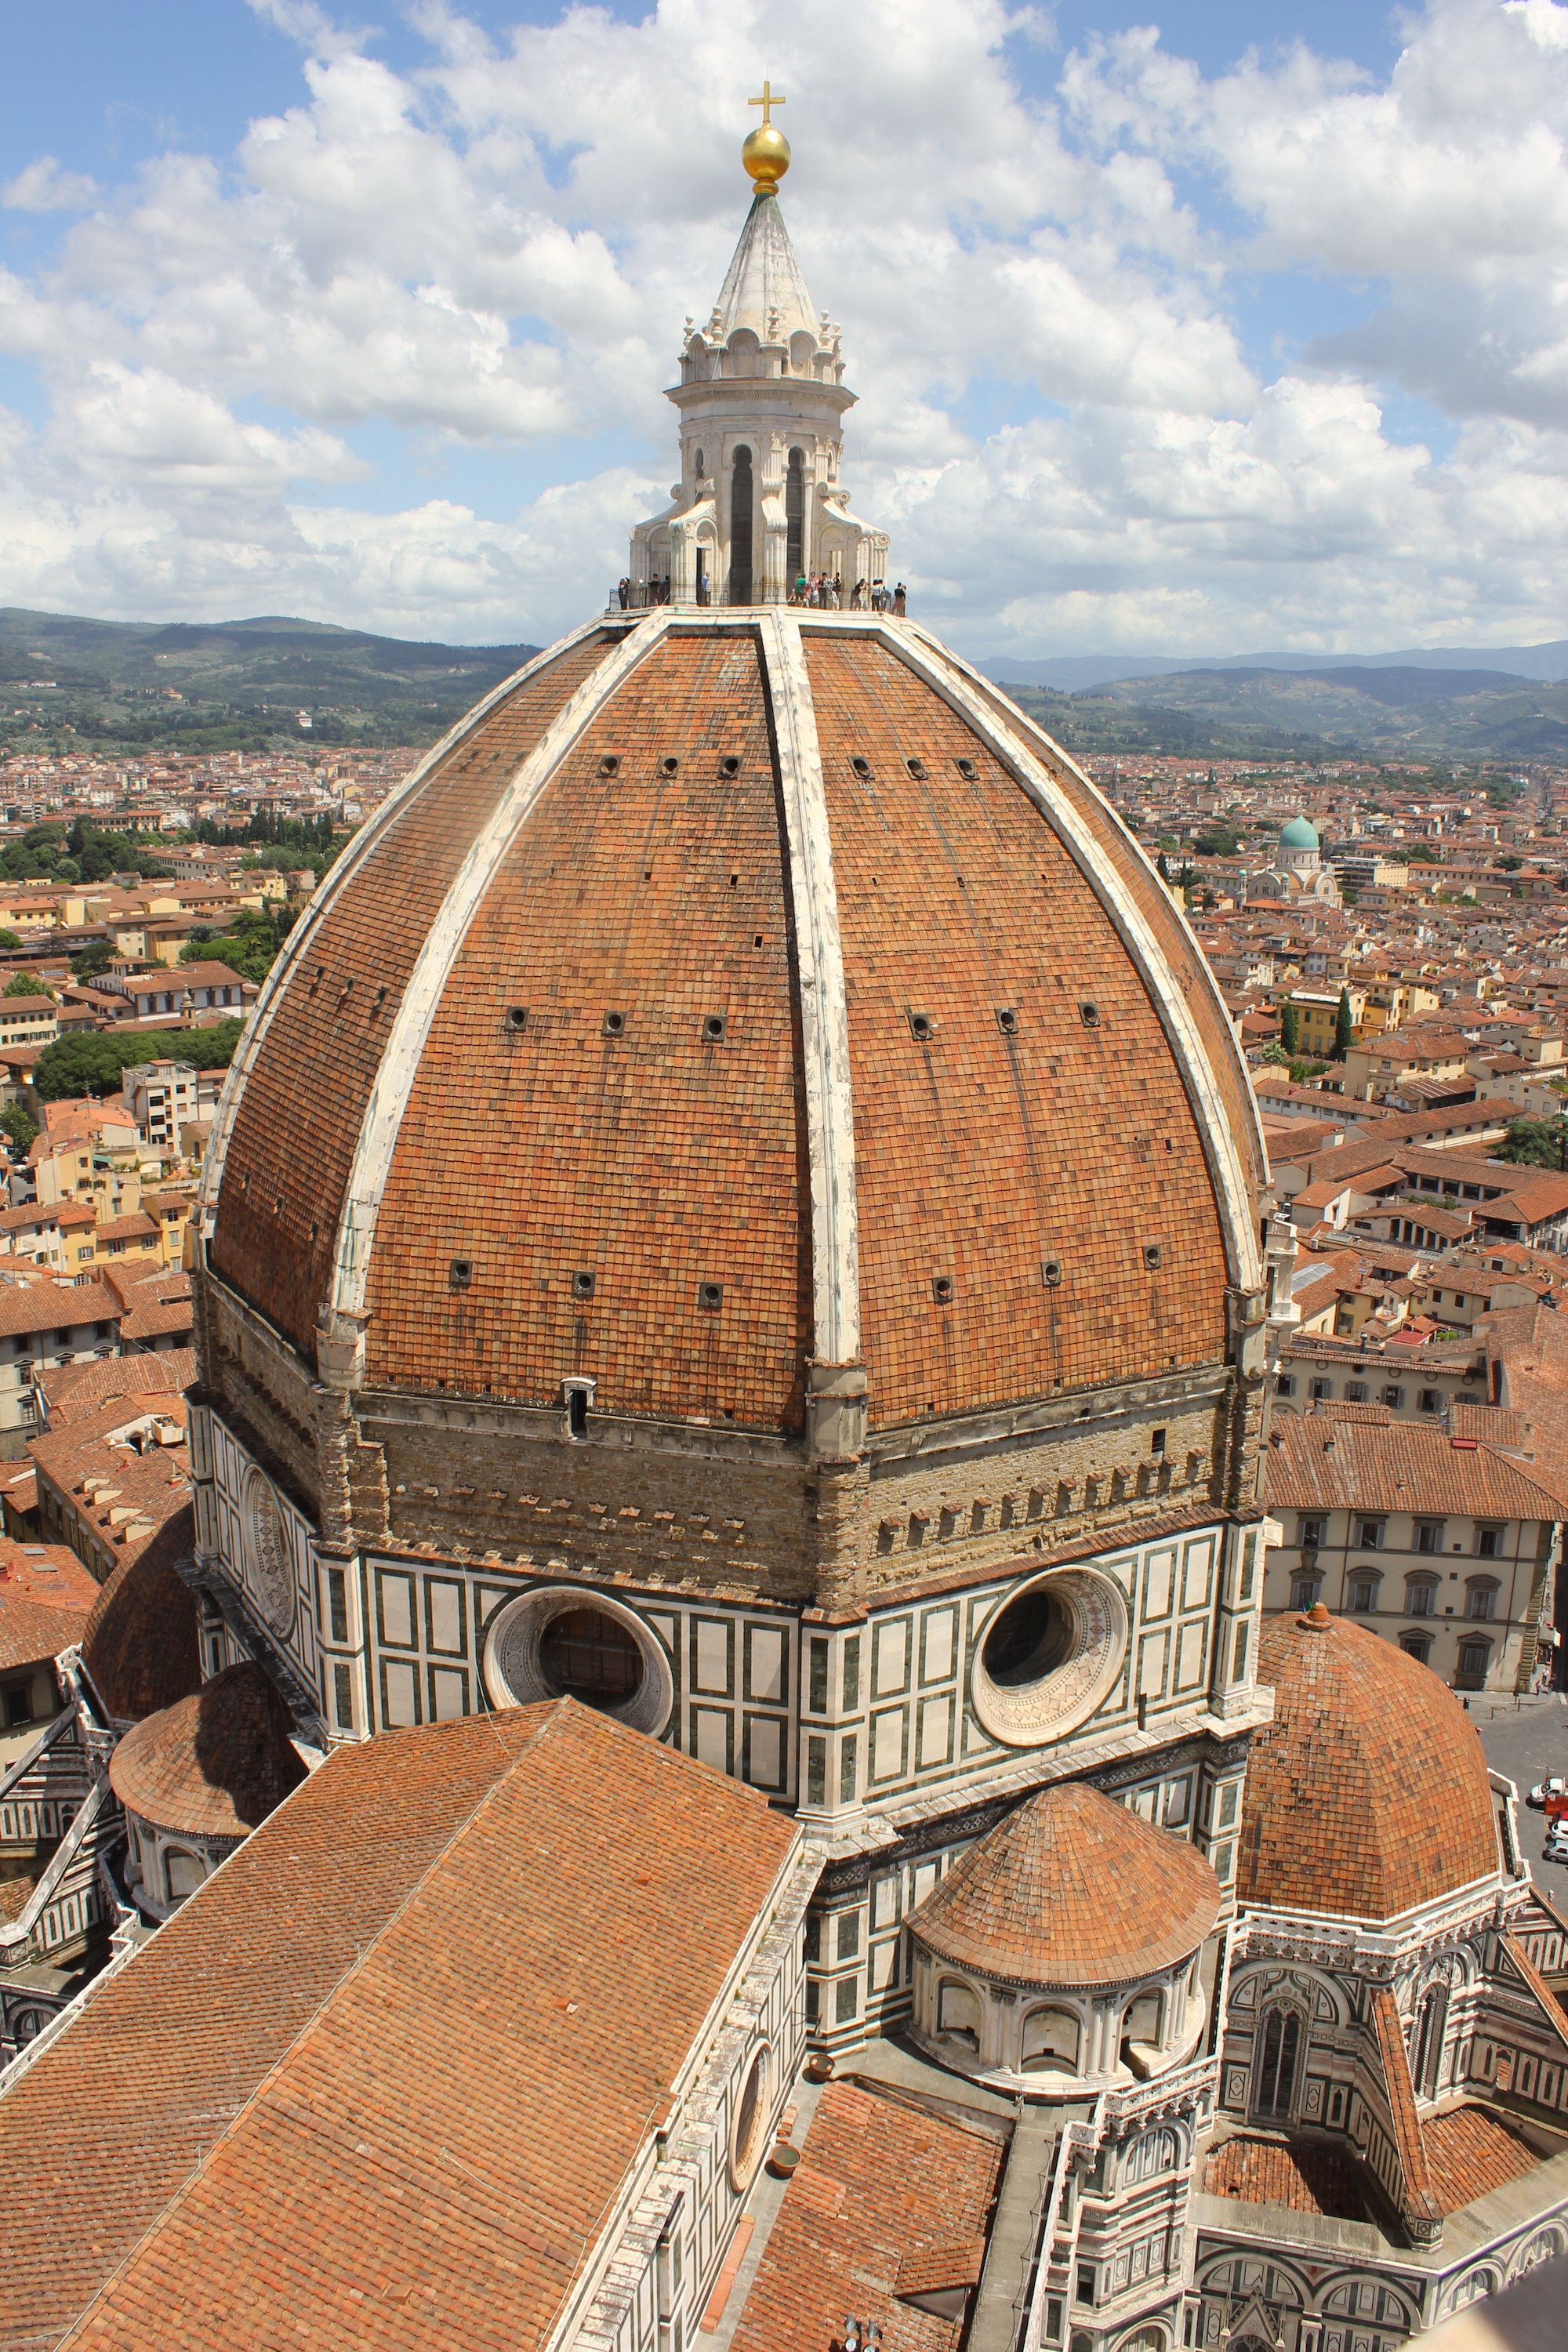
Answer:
(82, 1505, 201, 1723)
(203, 614, 1263, 1433)
(1239, 1607, 1501, 1922)
(909, 1780, 1221, 1986)
(107, 1661, 306, 1840)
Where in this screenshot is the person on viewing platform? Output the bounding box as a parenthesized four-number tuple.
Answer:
(894, 583, 907, 615)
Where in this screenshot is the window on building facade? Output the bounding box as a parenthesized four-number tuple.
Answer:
(1475, 1526, 1503, 1558)
(1381, 1385, 1403, 1408)
(1275, 1373, 1295, 1397)
(937, 1980, 981, 2053)
(1356, 1519, 1385, 1548)
(1414, 1521, 1444, 1554)
(1298, 1516, 1326, 1548)
(1344, 1380, 1368, 1402)
(1253, 2006, 1303, 2119)
(1465, 1581, 1498, 1621)
(1404, 1575, 1438, 1616)
(1310, 1379, 1331, 1402)
(1457, 1638, 1491, 1686)
(1419, 1388, 1440, 1414)
(1290, 1576, 1320, 1612)
(1348, 1577, 1378, 1613)
(1400, 1632, 1433, 1664)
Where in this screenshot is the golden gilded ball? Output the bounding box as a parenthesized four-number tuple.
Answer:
(742, 122, 791, 190)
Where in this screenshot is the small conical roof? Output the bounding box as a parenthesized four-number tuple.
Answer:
(108, 1660, 306, 1840)
(707, 191, 819, 347)
(910, 1780, 1221, 1987)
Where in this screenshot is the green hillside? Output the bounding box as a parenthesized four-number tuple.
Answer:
(1036, 663, 1568, 763)
(0, 608, 543, 755)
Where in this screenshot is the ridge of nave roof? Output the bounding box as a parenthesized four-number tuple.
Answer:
(699, 189, 825, 354)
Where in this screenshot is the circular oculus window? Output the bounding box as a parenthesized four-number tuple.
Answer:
(969, 1566, 1128, 1748)
(729, 2042, 771, 2190)
(482, 1587, 674, 1738)
(241, 1467, 295, 1637)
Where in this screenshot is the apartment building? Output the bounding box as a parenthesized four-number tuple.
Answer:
(0, 1277, 122, 1460)
(1262, 1403, 1562, 1693)
(0, 996, 58, 1054)
(122, 1061, 220, 1154)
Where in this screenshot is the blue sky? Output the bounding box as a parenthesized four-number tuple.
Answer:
(0, 0, 1563, 656)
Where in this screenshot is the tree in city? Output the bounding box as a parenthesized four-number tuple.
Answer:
(2, 971, 47, 999)
(1332, 989, 1354, 1061)
(0, 1102, 37, 1153)
(179, 902, 294, 987)
(1279, 1000, 1301, 1055)
(1494, 1119, 1568, 1171)
(33, 1018, 243, 1102)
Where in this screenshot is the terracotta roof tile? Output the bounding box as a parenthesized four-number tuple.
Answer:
(80, 1504, 200, 1721)
(1203, 2132, 1365, 2219)
(1262, 1410, 1566, 1519)
(37, 1348, 195, 1425)
(1239, 1610, 1499, 1922)
(2, 1700, 798, 2352)
(909, 1780, 1220, 1985)
(1420, 2103, 1540, 2212)
(107, 1661, 305, 1836)
(729, 2079, 1006, 2352)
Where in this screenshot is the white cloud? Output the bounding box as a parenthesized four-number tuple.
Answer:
(2, 158, 100, 213)
(0, 0, 1561, 653)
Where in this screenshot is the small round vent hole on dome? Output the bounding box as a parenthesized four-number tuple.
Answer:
(699, 1280, 724, 1311)
(1042, 1259, 1063, 1288)
(906, 757, 927, 779)
(955, 757, 978, 780)
(449, 1258, 473, 1292)
(851, 756, 873, 780)
(932, 1275, 954, 1304)
(572, 1271, 596, 1300)
(603, 1010, 626, 1037)
(597, 754, 620, 778)
(661, 756, 679, 776)
(908, 1011, 935, 1042)
(702, 1014, 728, 1042)
(1144, 1243, 1163, 1271)
(720, 755, 741, 777)
(996, 1008, 1019, 1036)
(1080, 1002, 1101, 1028)
(504, 1005, 529, 1034)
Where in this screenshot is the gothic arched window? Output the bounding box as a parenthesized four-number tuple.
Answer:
(729, 445, 753, 604)
(1254, 2005, 1302, 2118)
(786, 447, 805, 589)
(1413, 1984, 1449, 2099)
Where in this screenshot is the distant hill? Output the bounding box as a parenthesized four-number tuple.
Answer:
(0, 608, 543, 754)
(979, 640, 1568, 691)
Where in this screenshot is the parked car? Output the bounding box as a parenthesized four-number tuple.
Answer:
(1529, 1778, 1566, 1807)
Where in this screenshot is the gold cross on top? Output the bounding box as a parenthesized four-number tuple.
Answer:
(749, 81, 785, 128)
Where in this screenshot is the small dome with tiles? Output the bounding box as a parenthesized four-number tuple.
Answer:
(909, 1778, 1221, 1987)
(200, 615, 1264, 1438)
(108, 1661, 307, 1842)
(1238, 1607, 1501, 1922)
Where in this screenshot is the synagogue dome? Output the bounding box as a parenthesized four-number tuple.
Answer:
(199, 615, 1265, 1437)
(1279, 815, 1319, 849)
(1238, 1606, 1501, 1923)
